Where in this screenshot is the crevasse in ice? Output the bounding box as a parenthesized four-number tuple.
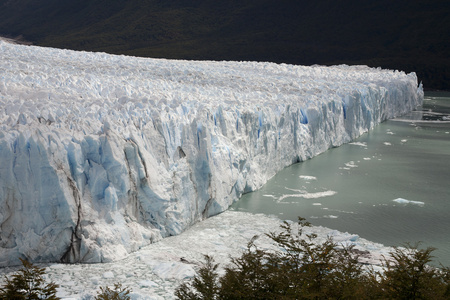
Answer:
(0, 41, 423, 266)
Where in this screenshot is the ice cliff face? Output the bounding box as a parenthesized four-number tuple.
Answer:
(0, 41, 423, 266)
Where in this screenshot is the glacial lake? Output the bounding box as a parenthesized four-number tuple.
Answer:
(231, 92, 450, 266)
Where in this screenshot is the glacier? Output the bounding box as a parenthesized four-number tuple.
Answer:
(0, 40, 423, 266)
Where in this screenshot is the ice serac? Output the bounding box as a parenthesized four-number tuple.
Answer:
(0, 41, 423, 266)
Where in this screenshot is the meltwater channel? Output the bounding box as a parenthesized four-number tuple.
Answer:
(231, 92, 450, 266)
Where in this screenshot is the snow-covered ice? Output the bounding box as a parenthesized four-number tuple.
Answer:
(0, 211, 393, 299)
(0, 41, 422, 266)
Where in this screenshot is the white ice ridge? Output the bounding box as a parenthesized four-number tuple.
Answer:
(0, 41, 423, 266)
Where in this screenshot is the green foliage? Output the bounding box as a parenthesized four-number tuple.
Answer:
(175, 217, 450, 300)
(219, 236, 282, 299)
(0, 258, 60, 300)
(175, 255, 219, 300)
(95, 283, 131, 300)
(378, 243, 450, 300)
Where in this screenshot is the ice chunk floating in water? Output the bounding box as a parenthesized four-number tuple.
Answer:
(299, 175, 317, 181)
(278, 190, 337, 202)
(0, 41, 422, 266)
(393, 198, 425, 206)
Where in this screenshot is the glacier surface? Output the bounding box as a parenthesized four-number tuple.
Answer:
(0, 40, 423, 266)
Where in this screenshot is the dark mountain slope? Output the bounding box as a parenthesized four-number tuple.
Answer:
(0, 0, 448, 90)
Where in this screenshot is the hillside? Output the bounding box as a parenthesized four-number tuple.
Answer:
(0, 0, 449, 90)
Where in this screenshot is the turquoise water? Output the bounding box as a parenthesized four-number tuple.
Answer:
(231, 92, 450, 265)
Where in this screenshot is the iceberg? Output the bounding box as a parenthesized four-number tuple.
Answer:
(0, 41, 423, 266)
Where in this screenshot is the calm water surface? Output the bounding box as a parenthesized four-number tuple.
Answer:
(231, 92, 450, 265)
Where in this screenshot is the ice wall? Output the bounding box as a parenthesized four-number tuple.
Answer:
(0, 41, 423, 266)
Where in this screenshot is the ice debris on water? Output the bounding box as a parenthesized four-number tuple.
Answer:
(0, 40, 423, 266)
(299, 175, 317, 180)
(393, 198, 425, 206)
(278, 190, 337, 202)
